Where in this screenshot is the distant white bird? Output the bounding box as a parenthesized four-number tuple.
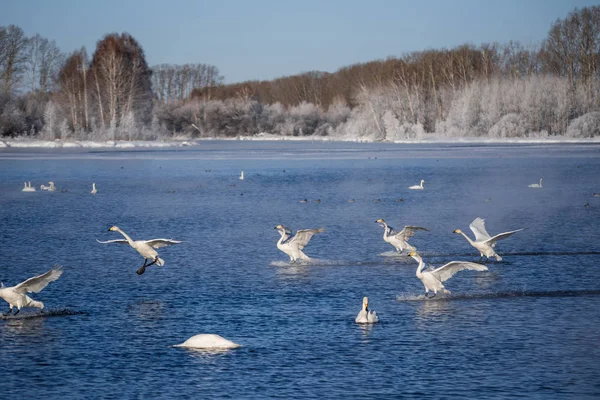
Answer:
(408, 252, 487, 298)
(174, 334, 240, 350)
(0, 267, 63, 315)
(299, 199, 308, 203)
(355, 297, 379, 324)
(41, 181, 56, 191)
(22, 182, 36, 192)
(274, 224, 324, 262)
(454, 217, 523, 261)
(375, 218, 428, 253)
(528, 178, 543, 188)
(239, 171, 244, 180)
(97, 226, 183, 275)
(409, 179, 425, 190)
(91, 183, 97, 194)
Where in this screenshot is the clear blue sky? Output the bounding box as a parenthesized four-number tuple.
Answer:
(3, 0, 599, 83)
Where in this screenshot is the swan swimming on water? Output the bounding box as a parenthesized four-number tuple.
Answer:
(355, 297, 379, 324)
(375, 218, 428, 253)
(408, 252, 487, 298)
(528, 178, 543, 188)
(22, 182, 36, 192)
(274, 224, 324, 262)
(40, 181, 56, 191)
(174, 334, 240, 350)
(97, 226, 183, 275)
(453, 217, 523, 261)
(91, 183, 97, 194)
(0, 266, 63, 315)
(409, 179, 425, 190)
(239, 171, 244, 180)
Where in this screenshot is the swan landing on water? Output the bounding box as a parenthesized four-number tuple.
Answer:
(375, 218, 428, 253)
(408, 252, 487, 298)
(454, 217, 523, 261)
(274, 224, 324, 262)
(0, 266, 63, 315)
(174, 334, 241, 350)
(355, 297, 379, 324)
(97, 226, 183, 275)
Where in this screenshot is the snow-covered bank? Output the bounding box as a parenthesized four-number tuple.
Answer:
(0, 139, 197, 149)
(1, 135, 600, 149)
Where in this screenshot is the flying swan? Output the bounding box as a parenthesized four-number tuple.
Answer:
(0, 266, 63, 315)
(528, 178, 543, 188)
(454, 217, 523, 261)
(409, 179, 424, 190)
(97, 226, 182, 275)
(355, 297, 379, 324)
(408, 252, 487, 298)
(174, 334, 240, 350)
(91, 183, 98, 194)
(375, 218, 428, 253)
(274, 224, 324, 262)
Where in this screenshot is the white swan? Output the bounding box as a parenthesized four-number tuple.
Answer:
(41, 181, 56, 191)
(274, 224, 324, 262)
(375, 218, 428, 253)
(528, 178, 543, 188)
(97, 226, 182, 275)
(409, 179, 425, 190)
(0, 266, 63, 315)
(454, 217, 523, 261)
(408, 252, 487, 298)
(239, 171, 244, 180)
(91, 183, 98, 194)
(355, 297, 379, 324)
(174, 334, 240, 350)
(22, 182, 36, 192)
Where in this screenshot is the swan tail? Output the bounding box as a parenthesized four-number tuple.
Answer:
(28, 299, 44, 309)
(156, 257, 165, 267)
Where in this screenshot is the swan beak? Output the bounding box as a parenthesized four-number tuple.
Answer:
(453, 229, 459, 233)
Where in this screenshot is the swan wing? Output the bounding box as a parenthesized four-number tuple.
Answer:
(143, 239, 183, 249)
(469, 218, 491, 242)
(394, 226, 429, 240)
(431, 261, 487, 283)
(14, 267, 63, 294)
(290, 228, 324, 249)
(96, 239, 129, 245)
(484, 229, 524, 247)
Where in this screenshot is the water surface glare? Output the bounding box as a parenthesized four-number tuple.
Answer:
(1, 141, 599, 399)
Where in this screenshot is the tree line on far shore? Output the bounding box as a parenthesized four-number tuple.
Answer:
(1, 5, 599, 141)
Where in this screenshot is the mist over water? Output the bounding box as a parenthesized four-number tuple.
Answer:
(1, 141, 599, 398)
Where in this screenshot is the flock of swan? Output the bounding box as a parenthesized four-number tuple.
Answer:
(0, 172, 549, 348)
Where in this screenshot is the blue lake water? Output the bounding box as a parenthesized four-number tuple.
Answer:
(1, 141, 599, 399)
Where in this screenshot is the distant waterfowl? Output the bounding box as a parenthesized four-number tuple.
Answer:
(528, 178, 543, 188)
(97, 226, 183, 275)
(396, 198, 404, 202)
(584, 202, 590, 208)
(299, 199, 308, 203)
(313, 199, 321, 204)
(274, 224, 324, 262)
(41, 181, 56, 191)
(22, 182, 36, 192)
(409, 179, 425, 190)
(174, 334, 240, 350)
(348, 199, 355, 203)
(355, 297, 379, 324)
(0, 266, 63, 315)
(593, 193, 600, 197)
(91, 183, 97, 194)
(453, 217, 523, 262)
(373, 199, 381, 203)
(375, 218, 428, 253)
(239, 171, 244, 180)
(408, 252, 487, 298)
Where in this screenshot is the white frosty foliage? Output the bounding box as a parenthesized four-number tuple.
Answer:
(566, 112, 600, 138)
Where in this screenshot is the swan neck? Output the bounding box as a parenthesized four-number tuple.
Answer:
(115, 228, 135, 245)
(416, 257, 425, 276)
(459, 231, 475, 244)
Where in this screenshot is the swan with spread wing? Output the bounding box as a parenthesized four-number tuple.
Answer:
(454, 217, 523, 261)
(375, 218, 428, 253)
(274, 224, 324, 262)
(408, 252, 487, 298)
(0, 266, 63, 315)
(97, 226, 182, 275)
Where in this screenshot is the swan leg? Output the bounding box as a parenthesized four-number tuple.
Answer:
(425, 292, 436, 299)
(3, 308, 12, 316)
(13, 308, 19, 316)
(136, 259, 149, 275)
